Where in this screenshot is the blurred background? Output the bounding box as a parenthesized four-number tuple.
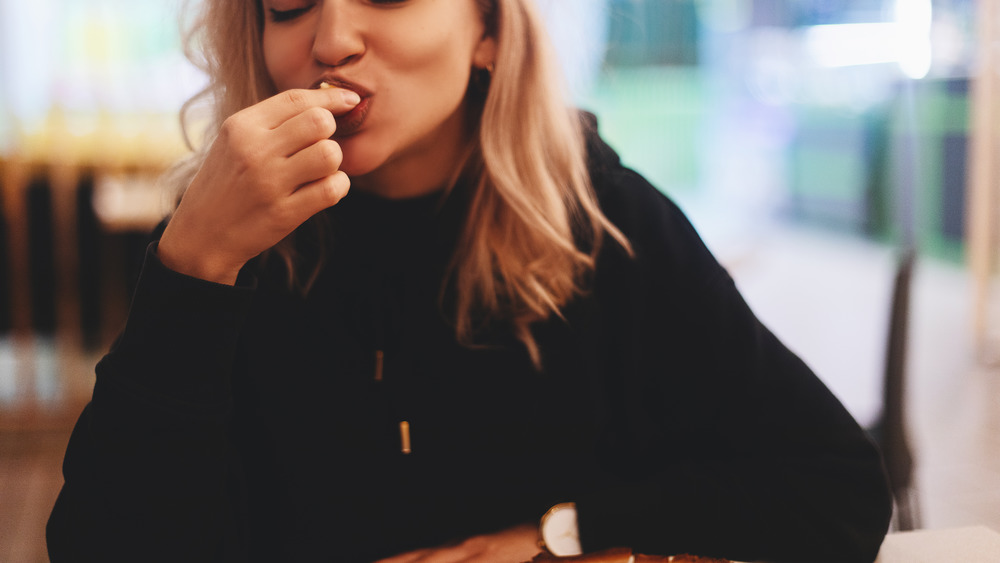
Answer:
(1, 0, 999, 560)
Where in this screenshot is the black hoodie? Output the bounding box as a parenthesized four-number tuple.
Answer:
(48, 118, 892, 562)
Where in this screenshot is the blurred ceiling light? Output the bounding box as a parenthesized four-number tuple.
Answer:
(894, 0, 933, 79)
(804, 0, 932, 80)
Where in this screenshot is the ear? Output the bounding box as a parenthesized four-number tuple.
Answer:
(472, 33, 497, 70)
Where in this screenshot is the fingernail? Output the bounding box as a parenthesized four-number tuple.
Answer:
(342, 90, 361, 105)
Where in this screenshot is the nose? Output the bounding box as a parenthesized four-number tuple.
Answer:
(312, 1, 365, 68)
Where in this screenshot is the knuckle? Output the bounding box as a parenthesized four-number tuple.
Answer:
(218, 115, 243, 140)
(218, 116, 260, 164)
(283, 89, 310, 111)
(307, 107, 335, 135)
(320, 172, 350, 203)
(316, 140, 343, 168)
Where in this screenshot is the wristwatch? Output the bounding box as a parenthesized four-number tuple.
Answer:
(539, 502, 583, 556)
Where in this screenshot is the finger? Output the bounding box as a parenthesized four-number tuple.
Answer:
(258, 88, 361, 130)
(281, 139, 344, 188)
(404, 545, 476, 563)
(270, 106, 339, 156)
(287, 170, 351, 216)
(374, 548, 434, 563)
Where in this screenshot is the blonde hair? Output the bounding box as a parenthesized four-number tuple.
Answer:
(163, 0, 271, 199)
(174, 0, 630, 368)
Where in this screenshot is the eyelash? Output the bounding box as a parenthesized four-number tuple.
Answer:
(268, 0, 406, 23)
(268, 6, 313, 23)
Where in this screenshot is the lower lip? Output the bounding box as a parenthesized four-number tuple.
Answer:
(334, 96, 371, 138)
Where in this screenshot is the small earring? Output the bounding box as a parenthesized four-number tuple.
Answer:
(472, 63, 494, 92)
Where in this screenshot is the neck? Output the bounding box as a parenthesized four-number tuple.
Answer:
(352, 107, 476, 199)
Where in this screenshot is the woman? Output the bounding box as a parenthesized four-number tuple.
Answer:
(47, 0, 892, 561)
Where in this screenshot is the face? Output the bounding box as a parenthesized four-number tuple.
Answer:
(261, 0, 497, 196)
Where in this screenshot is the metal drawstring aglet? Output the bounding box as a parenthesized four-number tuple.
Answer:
(400, 421, 411, 455)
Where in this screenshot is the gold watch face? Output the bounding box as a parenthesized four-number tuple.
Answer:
(541, 503, 582, 556)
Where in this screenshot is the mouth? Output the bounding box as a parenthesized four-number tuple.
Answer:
(314, 77, 373, 138)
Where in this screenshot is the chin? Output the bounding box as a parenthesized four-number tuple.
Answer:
(338, 150, 381, 178)
(337, 137, 386, 176)
(341, 161, 381, 180)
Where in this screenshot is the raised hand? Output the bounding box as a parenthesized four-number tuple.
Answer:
(157, 87, 361, 284)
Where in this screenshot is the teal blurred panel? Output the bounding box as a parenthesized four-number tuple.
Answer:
(582, 66, 707, 196)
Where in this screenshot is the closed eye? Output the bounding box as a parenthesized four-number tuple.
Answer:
(269, 5, 314, 23)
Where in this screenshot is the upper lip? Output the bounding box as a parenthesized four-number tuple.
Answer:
(311, 76, 373, 98)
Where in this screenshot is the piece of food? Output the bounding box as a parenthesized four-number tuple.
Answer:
(528, 548, 731, 563)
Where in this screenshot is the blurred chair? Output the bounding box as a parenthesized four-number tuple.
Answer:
(869, 248, 920, 531)
(1, 161, 80, 342)
(0, 159, 118, 422)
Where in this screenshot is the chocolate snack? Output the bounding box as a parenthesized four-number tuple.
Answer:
(527, 548, 731, 563)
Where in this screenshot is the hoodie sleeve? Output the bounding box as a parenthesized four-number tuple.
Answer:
(46, 242, 256, 562)
(576, 160, 892, 563)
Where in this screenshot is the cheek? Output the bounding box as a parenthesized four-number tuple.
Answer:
(262, 29, 312, 90)
(388, 29, 475, 94)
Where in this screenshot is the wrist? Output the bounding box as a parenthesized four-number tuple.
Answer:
(156, 231, 242, 286)
(154, 239, 240, 285)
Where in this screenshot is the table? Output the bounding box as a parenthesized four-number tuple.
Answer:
(875, 526, 1000, 562)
